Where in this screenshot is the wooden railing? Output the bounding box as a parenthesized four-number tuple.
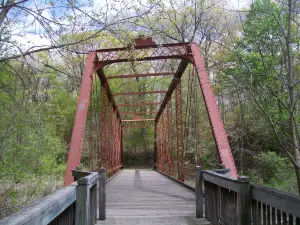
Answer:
(251, 184, 300, 225)
(196, 166, 300, 225)
(0, 168, 107, 225)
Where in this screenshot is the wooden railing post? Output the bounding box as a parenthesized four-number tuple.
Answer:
(98, 168, 106, 221)
(196, 166, 203, 218)
(238, 176, 251, 225)
(76, 177, 91, 225)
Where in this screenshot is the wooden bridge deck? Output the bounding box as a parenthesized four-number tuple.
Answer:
(98, 169, 209, 225)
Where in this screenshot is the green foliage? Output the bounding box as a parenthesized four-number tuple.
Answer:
(253, 151, 286, 182)
(247, 152, 297, 193)
(217, 0, 300, 193)
(0, 56, 76, 216)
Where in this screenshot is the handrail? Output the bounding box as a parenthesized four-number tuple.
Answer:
(251, 183, 300, 223)
(251, 184, 300, 217)
(0, 169, 107, 225)
(196, 166, 300, 225)
(202, 170, 240, 192)
(0, 182, 77, 225)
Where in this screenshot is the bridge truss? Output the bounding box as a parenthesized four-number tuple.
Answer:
(64, 38, 238, 185)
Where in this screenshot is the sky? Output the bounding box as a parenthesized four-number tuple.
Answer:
(8, 0, 253, 52)
(228, 0, 252, 9)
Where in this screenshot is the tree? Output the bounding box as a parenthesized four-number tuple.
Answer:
(219, 0, 300, 193)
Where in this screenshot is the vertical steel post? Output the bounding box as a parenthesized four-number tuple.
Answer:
(99, 85, 107, 168)
(112, 110, 116, 173)
(167, 99, 173, 176)
(121, 123, 123, 166)
(162, 114, 166, 173)
(107, 102, 112, 173)
(64, 52, 96, 186)
(175, 82, 184, 182)
(158, 120, 162, 171)
(157, 121, 160, 170)
(154, 122, 157, 169)
(190, 43, 238, 178)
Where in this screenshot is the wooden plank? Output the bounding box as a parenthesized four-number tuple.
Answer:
(202, 171, 239, 192)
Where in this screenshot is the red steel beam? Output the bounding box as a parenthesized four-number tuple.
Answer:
(96, 67, 121, 120)
(120, 111, 157, 115)
(175, 82, 184, 182)
(95, 42, 189, 52)
(122, 119, 155, 122)
(155, 58, 190, 122)
(190, 43, 238, 178)
(64, 52, 96, 186)
(94, 43, 191, 66)
(117, 102, 161, 107)
(122, 126, 154, 128)
(113, 91, 167, 96)
(107, 72, 173, 79)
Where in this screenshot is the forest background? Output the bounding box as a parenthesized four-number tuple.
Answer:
(0, 0, 300, 219)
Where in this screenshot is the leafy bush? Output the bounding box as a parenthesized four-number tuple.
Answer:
(253, 151, 285, 182)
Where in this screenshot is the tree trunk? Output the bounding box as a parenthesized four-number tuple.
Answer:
(287, 0, 300, 194)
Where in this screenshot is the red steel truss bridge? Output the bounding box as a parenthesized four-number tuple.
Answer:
(2, 38, 300, 225)
(64, 37, 237, 185)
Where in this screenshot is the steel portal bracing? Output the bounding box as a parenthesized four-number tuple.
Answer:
(64, 37, 238, 186)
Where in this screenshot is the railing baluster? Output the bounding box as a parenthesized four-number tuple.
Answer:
(266, 205, 271, 225)
(277, 209, 282, 225)
(252, 199, 258, 225)
(288, 214, 293, 225)
(283, 212, 287, 225)
(220, 187, 225, 224)
(263, 203, 266, 225)
(214, 183, 218, 225)
(272, 207, 276, 225)
(225, 188, 229, 224)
